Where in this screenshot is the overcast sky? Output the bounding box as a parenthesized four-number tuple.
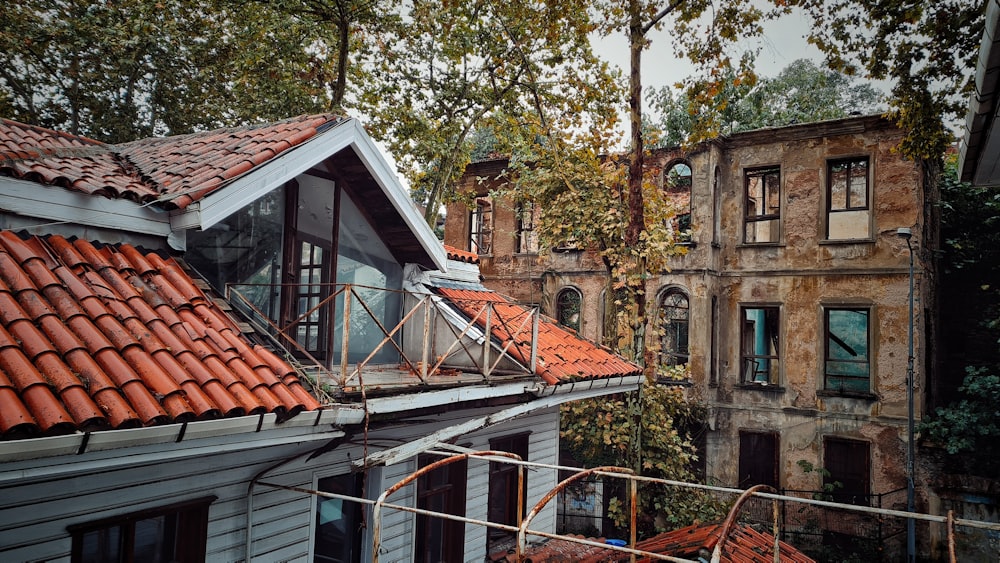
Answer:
(592, 7, 827, 98)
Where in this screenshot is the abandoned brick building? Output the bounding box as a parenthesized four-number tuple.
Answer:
(445, 115, 941, 556)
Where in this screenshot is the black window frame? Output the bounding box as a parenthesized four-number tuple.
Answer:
(738, 431, 779, 489)
(313, 473, 365, 563)
(823, 437, 872, 506)
(69, 496, 215, 563)
(487, 433, 531, 553)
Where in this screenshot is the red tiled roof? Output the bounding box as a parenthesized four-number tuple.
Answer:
(0, 231, 320, 440)
(444, 244, 479, 264)
(515, 523, 814, 563)
(0, 115, 344, 210)
(433, 287, 641, 384)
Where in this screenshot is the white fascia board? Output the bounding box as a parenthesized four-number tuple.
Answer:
(345, 121, 447, 271)
(0, 407, 363, 465)
(167, 119, 447, 271)
(0, 177, 171, 236)
(168, 120, 356, 231)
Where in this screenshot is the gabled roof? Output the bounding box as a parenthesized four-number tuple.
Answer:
(432, 286, 641, 384)
(0, 116, 445, 269)
(0, 231, 319, 440)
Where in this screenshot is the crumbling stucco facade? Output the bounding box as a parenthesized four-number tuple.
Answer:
(445, 116, 937, 555)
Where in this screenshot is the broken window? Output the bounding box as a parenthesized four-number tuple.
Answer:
(487, 434, 530, 553)
(740, 306, 780, 385)
(470, 198, 493, 254)
(664, 161, 693, 243)
(515, 201, 538, 254)
(314, 474, 364, 563)
(827, 157, 871, 240)
(657, 288, 689, 367)
(744, 166, 781, 243)
(738, 431, 779, 489)
(824, 308, 871, 393)
(556, 287, 582, 332)
(823, 437, 871, 505)
(70, 497, 213, 563)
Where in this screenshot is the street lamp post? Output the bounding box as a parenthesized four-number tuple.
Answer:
(897, 227, 916, 562)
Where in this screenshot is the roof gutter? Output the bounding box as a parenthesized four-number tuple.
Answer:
(0, 406, 363, 472)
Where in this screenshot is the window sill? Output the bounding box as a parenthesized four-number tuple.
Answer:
(736, 382, 785, 392)
(736, 242, 785, 249)
(656, 377, 693, 387)
(819, 239, 875, 245)
(552, 246, 583, 253)
(817, 389, 878, 400)
(513, 252, 539, 257)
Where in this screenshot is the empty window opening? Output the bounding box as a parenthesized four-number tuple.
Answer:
(827, 157, 871, 240)
(740, 306, 780, 384)
(744, 167, 781, 243)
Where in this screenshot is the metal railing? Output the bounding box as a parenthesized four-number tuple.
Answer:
(226, 283, 540, 392)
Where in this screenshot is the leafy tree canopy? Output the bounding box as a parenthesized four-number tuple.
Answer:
(648, 58, 886, 147)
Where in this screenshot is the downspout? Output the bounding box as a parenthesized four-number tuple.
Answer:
(244, 434, 349, 562)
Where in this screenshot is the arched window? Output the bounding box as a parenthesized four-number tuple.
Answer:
(556, 287, 582, 332)
(664, 161, 692, 243)
(657, 289, 689, 366)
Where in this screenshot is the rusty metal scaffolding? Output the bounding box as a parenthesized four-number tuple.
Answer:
(255, 447, 1000, 562)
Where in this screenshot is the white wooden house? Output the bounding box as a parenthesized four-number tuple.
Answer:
(0, 115, 640, 562)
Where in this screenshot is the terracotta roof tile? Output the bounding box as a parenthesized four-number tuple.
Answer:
(0, 115, 345, 210)
(433, 287, 641, 383)
(516, 523, 814, 563)
(443, 244, 480, 264)
(0, 231, 320, 440)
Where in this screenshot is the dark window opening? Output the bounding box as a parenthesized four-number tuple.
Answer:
(823, 437, 871, 506)
(657, 289, 689, 367)
(665, 162, 693, 243)
(556, 288, 582, 332)
(738, 431, 779, 489)
(70, 497, 213, 563)
(416, 455, 467, 563)
(740, 306, 780, 384)
(744, 166, 781, 243)
(487, 434, 530, 554)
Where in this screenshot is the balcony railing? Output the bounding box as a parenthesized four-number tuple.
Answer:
(226, 283, 540, 395)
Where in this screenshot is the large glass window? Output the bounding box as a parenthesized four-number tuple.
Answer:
(740, 306, 780, 384)
(71, 498, 213, 563)
(824, 308, 871, 393)
(336, 193, 403, 364)
(827, 157, 871, 240)
(556, 288, 582, 332)
(744, 166, 781, 243)
(185, 186, 285, 319)
(314, 474, 364, 563)
(657, 289, 689, 366)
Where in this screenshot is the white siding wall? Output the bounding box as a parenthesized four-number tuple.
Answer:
(0, 405, 562, 563)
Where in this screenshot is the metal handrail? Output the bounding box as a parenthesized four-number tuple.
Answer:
(226, 283, 540, 391)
